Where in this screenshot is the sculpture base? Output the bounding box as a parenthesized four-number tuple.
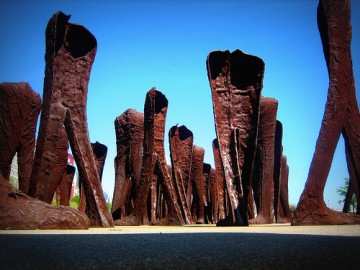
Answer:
(0, 175, 90, 230)
(292, 197, 360, 225)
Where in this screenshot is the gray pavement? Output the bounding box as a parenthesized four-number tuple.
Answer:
(1, 225, 360, 269)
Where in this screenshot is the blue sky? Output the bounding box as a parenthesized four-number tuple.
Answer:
(1, 0, 359, 210)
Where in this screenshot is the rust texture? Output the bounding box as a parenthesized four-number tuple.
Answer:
(209, 167, 219, 224)
(0, 173, 89, 229)
(30, 126, 69, 204)
(207, 50, 264, 226)
(190, 145, 205, 223)
(0, 82, 41, 194)
(277, 155, 292, 223)
(112, 109, 144, 220)
(212, 139, 229, 220)
(169, 125, 193, 224)
(293, 0, 360, 225)
(251, 97, 278, 224)
(202, 163, 211, 223)
(117, 88, 184, 225)
(55, 164, 76, 206)
(273, 120, 283, 222)
(28, 11, 113, 227)
(79, 141, 108, 212)
(144, 89, 183, 225)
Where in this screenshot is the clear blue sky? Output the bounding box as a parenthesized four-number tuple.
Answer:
(1, 0, 359, 210)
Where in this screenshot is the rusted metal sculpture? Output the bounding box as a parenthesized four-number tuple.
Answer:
(202, 163, 211, 223)
(207, 50, 264, 226)
(79, 141, 108, 212)
(212, 139, 229, 220)
(0, 172, 89, 229)
(55, 164, 76, 206)
(29, 11, 113, 227)
(112, 109, 144, 220)
(209, 167, 219, 223)
(251, 97, 278, 224)
(118, 88, 184, 225)
(169, 125, 193, 224)
(273, 120, 283, 222)
(30, 126, 69, 204)
(277, 155, 292, 223)
(293, 0, 360, 225)
(0, 82, 41, 194)
(190, 145, 205, 223)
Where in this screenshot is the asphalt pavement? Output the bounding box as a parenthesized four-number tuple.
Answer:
(1, 225, 360, 269)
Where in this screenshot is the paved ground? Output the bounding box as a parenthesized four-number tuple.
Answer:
(1, 224, 360, 269)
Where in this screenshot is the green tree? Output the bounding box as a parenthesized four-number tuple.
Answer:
(337, 177, 357, 213)
(9, 176, 19, 189)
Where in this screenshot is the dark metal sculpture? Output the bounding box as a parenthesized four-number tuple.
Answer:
(117, 88, 184, 225)
(0, 172, 89, 229)
(189, 145, 205, 223)
(273, 120, 283, 222)
(79, 141, 108, 212)
(169, 125, 193, 224)
(55, 164, 76, 206)
(207, 50, 264, 226)
(0, 82, 41, 194)
(112, 109, 144, 220)
(212, 139, 229, 220)
(251, 97, 278, 224)
(293, 0, 360, 225)
(277, 155, 292, 223)
(29, 11, 113, 227)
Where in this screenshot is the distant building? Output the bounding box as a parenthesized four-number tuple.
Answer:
(68, 153, 79, 199)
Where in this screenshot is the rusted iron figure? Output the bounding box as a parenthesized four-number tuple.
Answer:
(251, 97, 278, 224)
(293, 0, 360, 225)
(55, 164, 76, 206)
(277, 155, 292, 223)
(207, 50, 264, 226)
(169, 125, 193, 224)
(0, 82, 41, 194)
(112, 109, 144, 220)
(29, 11, 113, 227)
(118, 88, 184, 225)
(273, 120, 283, 222)
(189, 145, 206, 223)
(212, 139, 229, 220)
(79, 141, 108, 212)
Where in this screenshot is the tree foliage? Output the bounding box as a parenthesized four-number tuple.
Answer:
(337, 177, 357, 213)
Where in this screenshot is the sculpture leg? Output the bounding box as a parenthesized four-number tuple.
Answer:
(293, 0, 360, 225)
(58, 170, 69, 206)
(190, 145, 205, 224)
(212, 139, 227, 220)
(0, 83, 41, 193)
(29, 102, 68, 203)
(112, 155, 127, 219)
(250, 97, 278, 224)
(273, 121, 283, 222)
(277, 156, 292, 223)
(17, 87, 42, 194)
(209, 168, 219, 223)
(79, 141, 108, 212)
